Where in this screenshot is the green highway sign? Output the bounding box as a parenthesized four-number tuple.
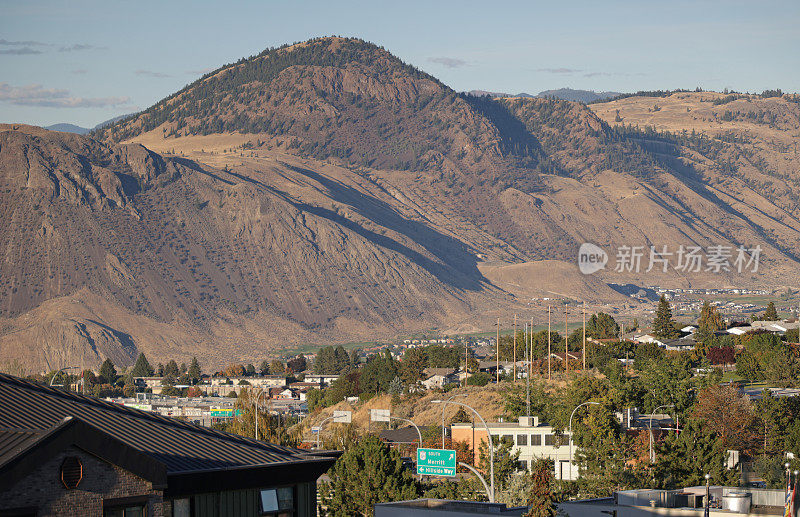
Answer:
(416, 448, 456, 477)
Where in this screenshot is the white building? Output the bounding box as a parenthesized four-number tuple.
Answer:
(451, 416, 579, 480)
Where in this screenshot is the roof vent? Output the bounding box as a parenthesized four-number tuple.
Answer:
(60, 456, 83, 489)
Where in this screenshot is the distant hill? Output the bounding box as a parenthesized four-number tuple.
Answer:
(535, 88, 622, 103)
(43, 114, 135, 135)
(466, 88, 622, 103)
(467, 90, 535, 98)
(44, 123, 91, 134)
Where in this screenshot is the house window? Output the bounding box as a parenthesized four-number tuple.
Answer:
(104, 505, 145, 517)
(530, 434, 542, 446)
(104, 496, 148, 517)
(260, 487, 294, 516)
(501, 435, 514, 446)
(172, 499, 190, 517)
(517, 434, 528, 446)
(515, 460, 528, 471)
(544, 434, 555, 446)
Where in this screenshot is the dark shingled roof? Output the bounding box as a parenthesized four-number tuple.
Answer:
(0, 373, 332, 475)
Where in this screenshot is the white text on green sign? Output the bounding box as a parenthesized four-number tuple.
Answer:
(417, 448, 456, 477)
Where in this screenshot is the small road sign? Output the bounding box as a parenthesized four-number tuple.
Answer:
(416, 448, 456, 477)
(370, 409, 390, 422)
(332, 410, 351, 423)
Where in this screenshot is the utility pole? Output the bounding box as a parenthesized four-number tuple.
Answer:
(565, 305, 569, 374)
(464, 339, 469, 387)
(583, 301, 587, 371)
(525, 323, 530, 416)
(513, 314, 517, 383)
(529, 317, 534, 381)
(547, 307, 552, 381)
(496, 318, 500, 384)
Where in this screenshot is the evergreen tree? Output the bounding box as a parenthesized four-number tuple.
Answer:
(398, 348, 427, 385)
(245, 363, 256, 376)
(259, 359, 270, 375)
(130, 352, 155, 378)
(319, 435, 418, 515)
(653, 418, 739, 489)
(99, 359, 117, 384)
(763, 301, 779, 321)
(188, 357, 201, 383)
(696, 301, 724, 343)
(164, 359, 180, 377)
(653, 295, 679, 339)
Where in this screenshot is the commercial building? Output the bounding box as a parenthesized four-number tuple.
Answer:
(559, 486, 791, 517)
(0, 373, 336, 516)
(451, 416, 578, 480)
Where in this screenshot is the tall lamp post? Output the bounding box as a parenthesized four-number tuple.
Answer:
(649, 404, 675, 463)
(704, 473, 711, 517)
(568, 401, 601, 481)
(432, 399, 495, 503)
(438, 394, 467, 449)
(253, 388, 268, 440)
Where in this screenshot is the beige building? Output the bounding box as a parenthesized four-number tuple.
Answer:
(451, 416, 579, 480)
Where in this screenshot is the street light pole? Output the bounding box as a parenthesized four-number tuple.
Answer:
(649, 404, 675, 463)
(439, 394, 467, 449)
(316, 416, 335, 450)
(433, 399, 495, 502)
(568, 401, 601, 481)
(253, 388, 268, 440)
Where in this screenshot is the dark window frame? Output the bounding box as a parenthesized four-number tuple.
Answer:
(259, 484, 297, 517)
(103, 495, 149, 517)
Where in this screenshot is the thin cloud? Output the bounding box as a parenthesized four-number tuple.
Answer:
(185, 67, 216, 75)
(0, 38, 49, 47)
(0, 47, 43, 55)
(135, 69, 171, 78)
(59, 44, 107, 52)
(583, 72, 613, 78)
(0, 82, 132, 108)
(427, 56, 467, 69)
(71, 69, 88, 75)
(537, 67, 582, 74)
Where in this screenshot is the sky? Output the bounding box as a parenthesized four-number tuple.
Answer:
(1, 0, 798, 128)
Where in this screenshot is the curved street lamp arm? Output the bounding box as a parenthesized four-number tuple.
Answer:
(458, 462, 492, 501)
(50, 366, 79, 387)
(449, 401, 495, 503)
(390, 417, 423, 446)
(315, 415, 336, 449)
(568, 401, 601, 481)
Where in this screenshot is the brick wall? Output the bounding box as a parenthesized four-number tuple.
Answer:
(0, 445, 165, 516)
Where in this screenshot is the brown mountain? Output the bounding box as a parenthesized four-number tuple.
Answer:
(2, 38, 799, 373)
